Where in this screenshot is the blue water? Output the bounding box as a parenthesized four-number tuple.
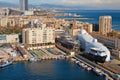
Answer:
(56, 10, 120, 31)
(0, 60, 101, 80)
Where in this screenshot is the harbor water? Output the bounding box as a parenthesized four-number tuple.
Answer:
(0, 60, 102, 80)
(56, 10, 120, 31)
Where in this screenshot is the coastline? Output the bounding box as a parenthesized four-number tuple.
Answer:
(55, 10, 120, 31)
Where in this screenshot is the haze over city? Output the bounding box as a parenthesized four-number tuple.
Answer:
(0, 0, 120, 9)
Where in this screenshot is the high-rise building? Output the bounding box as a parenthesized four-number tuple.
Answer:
(99, 16, 112, 35)
(19, 0, 28, 12)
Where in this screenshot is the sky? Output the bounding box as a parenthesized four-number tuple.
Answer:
(0, 0, 120, 9)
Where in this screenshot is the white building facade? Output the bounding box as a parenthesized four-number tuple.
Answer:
(0, 34, 19, 43)
(22, 27, 55, 50)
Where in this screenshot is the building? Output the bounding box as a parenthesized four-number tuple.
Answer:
(90, 32, 120, 49)
(69, 20, 93, 36)
(0, 8, 10, 16)
(19, 0, 28, 12)
(0, 34, 19, 43)
(0, 17, 7, 27)
(99, 16, 112, 35)
(90, 32, 120, 59)
(22, 27, 55, 50)
(24, 11, 34, 16)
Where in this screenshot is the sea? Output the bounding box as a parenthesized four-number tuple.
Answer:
(56, 10, 120, 31)
(1, 10, 120, 80)
(0, 60, 102, 80)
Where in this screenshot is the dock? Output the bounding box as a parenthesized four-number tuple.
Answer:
(74, 55, 114, 80)
(28, 48, 65, 60)
(64, 18, 94, 20)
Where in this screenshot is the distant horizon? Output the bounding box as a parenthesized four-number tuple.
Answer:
(0, 0, 120, 10)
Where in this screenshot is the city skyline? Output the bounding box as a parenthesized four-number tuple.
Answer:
(0, 0, 119, 9)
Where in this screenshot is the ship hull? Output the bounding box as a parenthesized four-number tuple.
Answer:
(0, 61, 12, 69)
(60, 42, 74, 49)
(84, 53, 107, 63)
(55, 39, 74, 50)
(93, 68, 103, 76)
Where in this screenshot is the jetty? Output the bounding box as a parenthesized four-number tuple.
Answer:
(74, 55, 115, 80)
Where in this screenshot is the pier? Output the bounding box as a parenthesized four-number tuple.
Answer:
(74, 55, 115, 80)
(28, 48, 65, 60)
(64, 18, 94, 20)
(12, 44, 65, 61)
(4, 43, 119, 80)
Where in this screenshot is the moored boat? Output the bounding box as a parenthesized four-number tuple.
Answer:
(29, 57, 41, 62)
(92, 67, 103, 76)
(87, 67, 92, 71)
(0, 61, 12, 69)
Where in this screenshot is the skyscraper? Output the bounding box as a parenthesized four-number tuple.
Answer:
(99, 16, 112, 35)
(19, 0, 28, 12)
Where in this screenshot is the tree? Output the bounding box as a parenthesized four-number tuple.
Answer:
(107, 30, 118, 37)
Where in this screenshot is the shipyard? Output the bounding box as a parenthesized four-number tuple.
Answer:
(0, 0, 120, 80)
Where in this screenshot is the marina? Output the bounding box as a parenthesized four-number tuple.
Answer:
(74, 55, 115, 80)
(71, 56, 114, 80)
(0, 41, 118, 80)
(0, 60, 101, 80)
(0, 43, 115, 80)
(0, 35, 119, 80)
(0, 43, 119, 80)
(0, 8, 120, 80)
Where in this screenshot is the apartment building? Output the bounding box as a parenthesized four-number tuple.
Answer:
(99, 16, 112, 35)
(22, 27, 55, 50)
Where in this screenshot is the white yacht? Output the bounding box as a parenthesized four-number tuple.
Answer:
(78, 29, 110, 63)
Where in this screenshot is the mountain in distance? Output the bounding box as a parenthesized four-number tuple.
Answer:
(39, 4, 70, 8)
(0, 2, 18, 7)
(0, 1, 105, 10)
(34, 3, 89, 9)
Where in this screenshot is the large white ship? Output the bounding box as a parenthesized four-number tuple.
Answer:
(78, 29, 110, 63)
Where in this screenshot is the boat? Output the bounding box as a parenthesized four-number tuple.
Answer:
(75, 61, 79, 64)
(81, 63, 85, 67)
(78, 29, 110, 63)
(29, 57, 41, 62)
(68, 13, 80, 17)
(92, 67, 103, 76)
(71, 58, 76, 62)
(83, 65, 88, 68)
(68, 13, 72, 16)
(0, 61, 12, 69)
(73, 14, 81, 17)
(87, 67, 92, 71)
(55, 33, 80, 50)
(77, 62, 83, 67)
